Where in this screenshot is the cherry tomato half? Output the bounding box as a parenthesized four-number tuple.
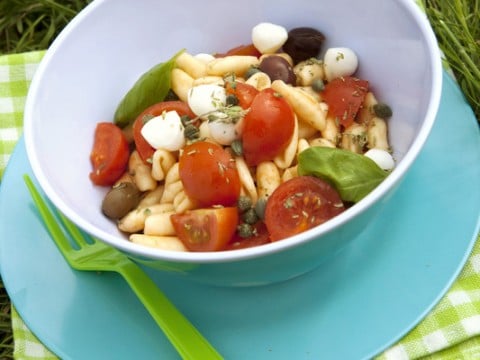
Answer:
(242, 88, 296, 166)
(216, 44, 261, 58)
(132, 101, 195, 163)
(320, 76, 369, 128)
(171, 207, 239, 251)
(89, 122, 130, 186)
(179, 141, 241, 207)
(264, 176, 345, 241)
(225, 81, 259, 109)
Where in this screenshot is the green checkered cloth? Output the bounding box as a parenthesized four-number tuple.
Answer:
(1, 50, 479, 360)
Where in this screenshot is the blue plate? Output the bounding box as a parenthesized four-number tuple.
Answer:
(1, 73, 479, 360)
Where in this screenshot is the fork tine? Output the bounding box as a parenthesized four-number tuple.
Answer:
(56, 210, 91, 248)
(23, 175, 79, 256)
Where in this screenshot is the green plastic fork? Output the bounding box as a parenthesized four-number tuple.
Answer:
(23, 175, 223, 360)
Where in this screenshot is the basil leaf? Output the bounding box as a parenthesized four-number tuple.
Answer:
(113, 49, 184, 128)
(297, 146, 389, 203)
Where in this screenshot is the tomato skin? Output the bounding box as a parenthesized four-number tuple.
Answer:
(264, 176, 345, 241)
(242, 88, 296, 166)
(225, 222, 271, 250)
(179, 141, 241, 207)
(225, 81, 259, 109)
(320, 76, 369, 128)
(171, 207, 239, 251)
(132, 101, 195, 163)
(216, 44, 261, 58)
(89, 122, 130, 186)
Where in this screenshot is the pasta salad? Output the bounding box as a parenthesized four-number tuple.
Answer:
(89, 22, 394, 252)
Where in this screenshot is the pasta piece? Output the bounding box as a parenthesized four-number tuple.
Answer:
(367, 117, 390, 151)
(129, 151, 157, 192)
(206, 55, 259, 77)
(175, 51, 208, 79)
(271, 79, 327, 131)
(235, 156, 258, 204)
(118, 203, 175, 233)
(137, 186, 165, 208)
(357, 92, 378, 125)
(113, 172, 135, 187)
(341, 123, 367, 154)
(282, 166, 298, 182)
(321, 115, 340, 145)
(129, 234, 187, 251)
(173, 190, 197, 213)
(256, 161, 281, 200)
(160, 163, 182, 203)
(274, 116, 298, 169)
(309, 137, 336, 148)
(171, 68, 194, 103)
(297, 120, 319, 139)
(294, 58, 325, 86)
(297, 138, 311, 153)
(192, 76, 225, 87)
(144, 212, 176, 236)
(245, 71, 271, 91)
(151, 149, 176, 182)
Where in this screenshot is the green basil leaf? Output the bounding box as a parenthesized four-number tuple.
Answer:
(113, 49, 185, 128)
(297, 146, 389, 203)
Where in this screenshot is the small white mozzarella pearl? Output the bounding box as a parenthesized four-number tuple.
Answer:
(187, 84, 227, 119)
(251, 22, 288, 54)
(323, 47, 358, 81)
(194, 53, 216, 64)
(141, 110, 185, 151)
(364, 148, 395, 171)
(208, 119, 241, 145)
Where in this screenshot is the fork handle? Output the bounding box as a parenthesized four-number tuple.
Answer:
(118, 262, 223, 359)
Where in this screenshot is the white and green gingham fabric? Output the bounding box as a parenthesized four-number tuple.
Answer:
(1, 48, 479, 359)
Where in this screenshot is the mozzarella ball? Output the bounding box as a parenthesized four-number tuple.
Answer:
(252, 22, 288, 54)
(208, 119, 241, 145)
(194, 53, 216, 64)
(140, 110, 185, 151)
(187, 84, 227, 119)
(323, 47, 358, 81)
(364, 148, 395, 171)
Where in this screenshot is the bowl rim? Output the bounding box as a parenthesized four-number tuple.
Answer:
(24, 0, 443, 264)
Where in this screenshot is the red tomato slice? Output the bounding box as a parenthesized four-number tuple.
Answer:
(171, 207, 239, 251)
(242, 88, 296, 166)
(225, 222, 271, 250)
(179, 141, 241, 207)
(132, 101, 195, 163)
(89, 122, 130, 186)
(225, 81, 259, 109)
(216, 44, 261, 57)
(321, 76, 369, 128)
(264, 176, 345, 241)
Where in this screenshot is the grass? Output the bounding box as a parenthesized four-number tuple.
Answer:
(0, 0, 478, 358)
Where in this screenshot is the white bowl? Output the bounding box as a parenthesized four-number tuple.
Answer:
(24, 0, 442, 286)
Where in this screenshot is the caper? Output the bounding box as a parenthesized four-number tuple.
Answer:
(101, 182, 141, 220)
(254, 198, 267, 220)
(283, 27, 326, 64)
(184, 123, 200, 140)
(237, 223, 254, 238)
(230, 139, 243, 157)
(373, 103, 393, 119)
(242, 208, 259, 225)
(258, 55, 296, 85)
(237, 195, 252, 213)
(311, 78, 325, 92)
(245, 66, 261, 79)
(226, 94, 239, 106)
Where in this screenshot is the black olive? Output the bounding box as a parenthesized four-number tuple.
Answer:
(258, 56, 296, 85)
(283, 27, 326, 64)
(101, 182, 141, 220)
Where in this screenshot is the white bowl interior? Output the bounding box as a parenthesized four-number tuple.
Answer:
(24, 0, 442, 262)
